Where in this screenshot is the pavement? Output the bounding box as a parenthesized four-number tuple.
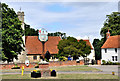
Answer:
(0, 65, 119, 75)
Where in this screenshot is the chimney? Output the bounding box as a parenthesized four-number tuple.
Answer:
(106, 29, 110, 39)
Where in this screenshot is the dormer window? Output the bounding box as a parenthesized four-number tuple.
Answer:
(115, 48, 117, 53)
(105, 49, 107, 53)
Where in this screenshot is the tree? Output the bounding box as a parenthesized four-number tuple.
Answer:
(25, 23, 38, 36)
(100, 12, 120, 42)
(93, 12, 120, 60)
(25, 25, 66, 39)
(2, 3, 24, 63)
(48, 32, 66, 39)
(93, 39, 101, 60)
(57, 36, 91, 59)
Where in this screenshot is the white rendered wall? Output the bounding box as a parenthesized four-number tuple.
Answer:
(78, 49, 95, 63)
(118, 48, 120, 63)
(87, 49, 95, 63)
(101, 48, 119, 64)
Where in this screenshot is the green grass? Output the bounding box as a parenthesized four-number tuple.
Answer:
(58, 74, 118, 79)
(49, 65, 101, 72)
(2, 69, 21, 73)
(2, 65, 101, 72)
(1, 74, 118, 79)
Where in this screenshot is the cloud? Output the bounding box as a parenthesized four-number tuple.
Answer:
(4, 2, 118, 43)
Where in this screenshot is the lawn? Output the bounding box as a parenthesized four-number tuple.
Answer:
(1, 74, 118, 79)
(2, 65, 101, 72)
(49, 65, 101, 72)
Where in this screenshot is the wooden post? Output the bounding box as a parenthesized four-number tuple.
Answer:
(42, 42, 45, 60)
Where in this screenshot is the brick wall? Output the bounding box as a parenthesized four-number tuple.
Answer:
(49, 60, 84, 66)
(97, 60, 101, 65)
(1, 60, 84, 69)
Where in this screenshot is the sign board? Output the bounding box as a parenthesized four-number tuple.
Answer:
(38, 28, 48, 42)
(25, 60, 29, 67)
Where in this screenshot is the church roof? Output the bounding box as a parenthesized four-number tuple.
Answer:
(101, 35, 120, 48)
(25, 36, 61, 55)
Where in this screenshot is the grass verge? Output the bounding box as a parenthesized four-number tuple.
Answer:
(1, 74, 118, 79)
(49, 65, 101, 72)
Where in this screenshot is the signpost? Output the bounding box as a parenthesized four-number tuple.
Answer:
(38, 28, 48, 60)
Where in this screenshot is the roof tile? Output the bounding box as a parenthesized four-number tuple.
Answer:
(101, 35, 120, 48)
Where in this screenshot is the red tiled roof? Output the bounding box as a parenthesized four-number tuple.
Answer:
(25, 36, 61, 55)
(77, 40, 93, 49)
(101, 35, 120, 48)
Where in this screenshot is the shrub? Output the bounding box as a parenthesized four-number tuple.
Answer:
(59, 56, 67, 61)
(102, 60, 106, 65)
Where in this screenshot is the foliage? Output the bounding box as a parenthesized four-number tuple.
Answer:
(92, 39, 104, 60)
(2, 3, 24, 62)
(102, 60, 106, 65)
(58, 56, 67, 61)
(25, 24, 66, 39)
(57, 36, 91, 59)
(93, 12, 120, 60)
(100, 12, 120, 42)
(102, 60, 120, 65)
(25, 23, 38, 36)
(48, 32, 66, 39)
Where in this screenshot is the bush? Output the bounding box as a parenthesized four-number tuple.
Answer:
(11, 64, 20, 69)
(59, 56, 67, 61)
(102, 60, 120, 65)
(102, 60, 106, 65)
(106, 61, 113, 65)
(35, 66, 39, 68)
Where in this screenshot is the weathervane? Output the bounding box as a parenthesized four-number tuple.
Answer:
(20, 7, 21, 11)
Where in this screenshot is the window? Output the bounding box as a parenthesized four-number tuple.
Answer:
(115, 56, 117, 61)
(112, 56, 118, 61)
(115, 48, 117, 53)
(33, 56, 37, 60)
(105, 49, 107, 53)
(112, 56, 114, 61)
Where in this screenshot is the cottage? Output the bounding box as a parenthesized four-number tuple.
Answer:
(101, 35, 120, 63)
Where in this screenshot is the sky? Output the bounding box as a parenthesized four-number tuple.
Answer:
(2, 1, 119, 44)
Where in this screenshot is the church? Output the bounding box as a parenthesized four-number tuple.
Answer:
(15, 10, 95, 63)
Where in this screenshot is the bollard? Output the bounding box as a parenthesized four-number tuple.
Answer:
(112, 71, 115, 75)
(22, 66, 24, 76)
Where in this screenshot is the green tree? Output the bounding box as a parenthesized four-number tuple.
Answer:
(1, 3, 24, 63)
(93, 12, 120, 60)
(48, 32, 66, 39)
(57, 36, 91, 59)
(25, 23, 38, 36)
(93, 39, 101, 60)
(100, 12, 120, 42)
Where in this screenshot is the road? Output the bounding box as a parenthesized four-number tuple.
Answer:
(88, 65, 119, 75)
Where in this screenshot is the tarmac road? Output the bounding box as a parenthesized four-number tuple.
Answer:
(88, 65, 119, 75)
